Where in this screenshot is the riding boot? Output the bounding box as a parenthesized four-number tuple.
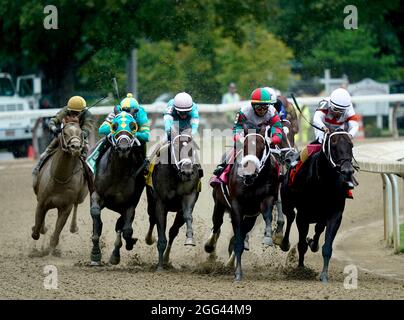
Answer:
(213, 162, 226, 176)
(32, 152, 47, 176)
(32, 138, 59, 176)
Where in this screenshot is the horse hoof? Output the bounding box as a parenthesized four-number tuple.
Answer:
(70, 226, 79, 234)
(320, 272, 328, 283)
(145, 235, 155, 246)
(91, 252, 102, 264)
(184, 238, 196, 246)
(204, 242, 215, 254)
(31, 232, 40, 240)
(40, 226, 48, 235)
(156, 265, 165, 272)
(109, 254, 120, 265)
(50, 249, 61, 257)
(90, 261, 101, 266)
(125, 238, 138, 251)
(244, 240, 250, 251)
(280, 241, 290, 252)
(234, 274, 242, 282)
(262, 236, 273, 247)
(306, 237, 319, 252)
(273, 233, 284, 246)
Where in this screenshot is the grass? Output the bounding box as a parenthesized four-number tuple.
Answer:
(401, 224, 404, 253)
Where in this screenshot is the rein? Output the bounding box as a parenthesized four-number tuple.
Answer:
(170, 134, 195, 171)
(322, 131, 352, 169)
(241, 131, 271, 174)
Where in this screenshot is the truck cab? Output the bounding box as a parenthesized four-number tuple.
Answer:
(0, 73, 42, 157)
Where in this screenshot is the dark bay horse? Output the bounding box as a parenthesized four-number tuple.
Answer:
(280, 129, 355, 282)
(205, 124, 279, 281)
(90, 112, 146, 265)
(145, 131, 201, 270)
(32, 121, 88, 255)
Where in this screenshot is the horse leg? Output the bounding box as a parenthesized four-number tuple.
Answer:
(261, 196, 275, 246)
(320, 215, 342, 283)
(296, 218, 309, 268)
(90, 192, 103, 265)
(204, 200, 225, 254)
(155, 201, 168, 271)
(32, 203, 47, 240)
(109, 216, 124, 265)
(182, 193, 197, 246)
(145, 188, 156, 245)
(230, 203, 244, 281)
(280, 206, 295, 252)
(273, 199, 285, 245)
(70, 203, 79, 233)
(122, 207, 137, 251)
(307, 222, 326, 252)
(163, 211, 185, 265)
(49, 205, 73, 255)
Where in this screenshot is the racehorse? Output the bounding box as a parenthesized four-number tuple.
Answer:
(145, 130, 201, 270)
(32, 120, 88, 254)
(89, 112, 146, 265)
(280, 129, 356, 282)
(204, 124, 279, 281)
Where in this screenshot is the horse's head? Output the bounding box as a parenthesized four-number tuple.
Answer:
(108, 111, 140, 157)
(170, 129, 196, 179)
(60, 121, 84, 157)
(279, 119, 298, 166)
(323, 128, 355, 187)
(239, 123, 270, 185)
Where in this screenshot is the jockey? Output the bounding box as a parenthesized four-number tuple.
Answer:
(313, 88, 358, 142)
(291, 88, 359, 180)
(211, 87, 283, 179)
(146, 91, 203, 176)
(147, 91, 199, 157)
(98, 93, 150, 142)
(32, 95, 94, 176)
(87, 93, 150, 169)
(164, 92, 199, 139)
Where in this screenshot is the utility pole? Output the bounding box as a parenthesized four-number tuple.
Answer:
(127, 48, 138, 99)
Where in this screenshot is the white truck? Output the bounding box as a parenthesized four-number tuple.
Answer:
(0, 73, 42, 157)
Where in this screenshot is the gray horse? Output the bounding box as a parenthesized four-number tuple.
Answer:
(89, 114, 146, 265)
(145, 132, 201, 270)
(32, 121, 88, 255)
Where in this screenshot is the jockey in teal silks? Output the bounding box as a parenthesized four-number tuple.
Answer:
(147, 92, 203, 177)
(164, 92, 199, 139)
(86, 93, 150, 172)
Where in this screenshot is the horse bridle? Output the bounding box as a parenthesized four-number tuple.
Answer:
(322, 131, 353, 170)
(171, 134, 195, 171)
(240, 129, 271, 174)
(108, 130, 141, 149)
(60, 122, 84, 153)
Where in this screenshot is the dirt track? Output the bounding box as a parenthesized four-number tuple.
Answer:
(0, 158, 403, 300)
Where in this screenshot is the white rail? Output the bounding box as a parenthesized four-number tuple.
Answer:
(1, 94, 404, 120)
(354, 141, 404, 253)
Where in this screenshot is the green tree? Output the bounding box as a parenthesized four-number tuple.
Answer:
(215, 25, 293, 99)
(303, 29, 397, 82)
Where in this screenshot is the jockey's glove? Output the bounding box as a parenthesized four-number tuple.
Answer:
(50, 125, 61, 135)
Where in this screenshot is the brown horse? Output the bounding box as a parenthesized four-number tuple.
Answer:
(205, 124, 279, 281)
(32, 121, 88, 255)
